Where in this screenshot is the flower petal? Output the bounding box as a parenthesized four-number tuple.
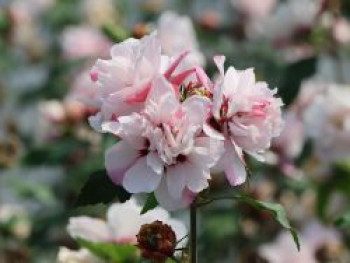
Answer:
(67, 217, 111, 242)
(105, 141, 139, 185)
(123, 157, 162, 193)
(147, 152, 164, 175)
(155, 178, 192, 211)
(212, 141, 247, 186)
(166, 164, 187, 199)
(106, 200, 144, 243)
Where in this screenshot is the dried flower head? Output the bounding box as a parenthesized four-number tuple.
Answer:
(137, 220, 177, 262)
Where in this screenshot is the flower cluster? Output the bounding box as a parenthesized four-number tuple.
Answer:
(85, 33, 284, 210)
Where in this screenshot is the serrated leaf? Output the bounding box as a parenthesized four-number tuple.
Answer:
(236, 195, 300, 251)
(75, 170, 131, 207)
(335, 211, 350, 228)
(141, 193, 158, 214)
(78, 239, 139, 262)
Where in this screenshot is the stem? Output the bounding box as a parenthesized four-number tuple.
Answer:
(190, 200, 197, 263)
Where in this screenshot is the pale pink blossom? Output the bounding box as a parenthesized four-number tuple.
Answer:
(270, 111, 305, 176)
(333, 18, 350, 45)
(87, 33, 199, 132)
(259, 231, 317, 263)
(102, 76, 223, 210)
(57, 248, 103, 263)
(302, 82, 350, 162)
(246, 0, 321, 62)
(60, 26, 112, 59)
(157, 11, 205, 67)
(67, 199, 186, 245)
(205, 56, 284, 186)
(231, 0, 277, 19)
(63, 69, 99, 122)
(248, 0, 320, 41)
(259, 221, 343, 263)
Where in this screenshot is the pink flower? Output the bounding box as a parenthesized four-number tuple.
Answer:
(259, 231, 317, 263)
(270, 111, 305, 176)
(302, 81, 350, 163)
(57, 247, 103, 263)
(157, 11, 205, 67)
(67, 199, 186, 245)
(102, 76, 224, 210)
(231, 0, 277, 19)
(259, 221, 343, 263)
(60, 26, 112, 59)
(87, 33, 199, 132)
(333, 18, 350, 45)
(205, 56, 284, 186)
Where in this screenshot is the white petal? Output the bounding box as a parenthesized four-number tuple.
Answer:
(168, 219, 188, 247)
(203, 123, 225, 141)
(189, 137, 225, 168)
(238, 68, 255, 89)
(146, 152, 164, 175)
(217, 142, 247, 186)
(224, 156, 247, 186)
(123, 157, 162, 193)
(101, 121, 121, 135)
(155, 178, 190, 211)
(142, 207, 169, 223)
(182, 95, 210, 125)
(105, 142, 139, 185)
(166, 164, 187, 199)
(88, 112, 104, 132)
(57, 247, 103, 263)
(106, 200, 143, 243)
(67, 217, 111, 242)
(186, 165, 210, 193)
(213, 55, 226, 76)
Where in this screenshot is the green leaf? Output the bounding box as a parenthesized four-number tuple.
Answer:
(279, 57, 317, 106)
(78, 239, 139, 262)
(102, 23, 130, 43)
(335, 211, 350, 228)
(141, 193, 158, 214)
(22, 138, 88, 165)
(75, 170, 131, 207)
(236, 195, 300, 251)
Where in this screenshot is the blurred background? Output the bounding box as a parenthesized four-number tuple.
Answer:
(1, 0, 350, 262)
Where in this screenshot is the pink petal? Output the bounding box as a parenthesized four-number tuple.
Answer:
(105, 141, 139, 185)
(164, 50, 190, 79)
(123, 157, 162, 193)
(213, 55, 226, 76)
(194, 66, 212, 90)
(213, 141, 247, 186)
(170, 68, 196, 86)
(155, 178, 193, 211)
(146, 152, 164, 175)
(166, 164, 187, 199)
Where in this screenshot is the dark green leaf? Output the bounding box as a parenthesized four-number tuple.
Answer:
(141, 193, 158, 214)
(279, 57, 317, 106)
(22, 138, 88, 165)
(75, 170, 131, 207)
(236, 195, 300, 251)
(78, 239, 139, 262)
(335, 211, 350, 228)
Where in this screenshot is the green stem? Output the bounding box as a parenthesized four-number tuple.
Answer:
(190, 200, 197, 263)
